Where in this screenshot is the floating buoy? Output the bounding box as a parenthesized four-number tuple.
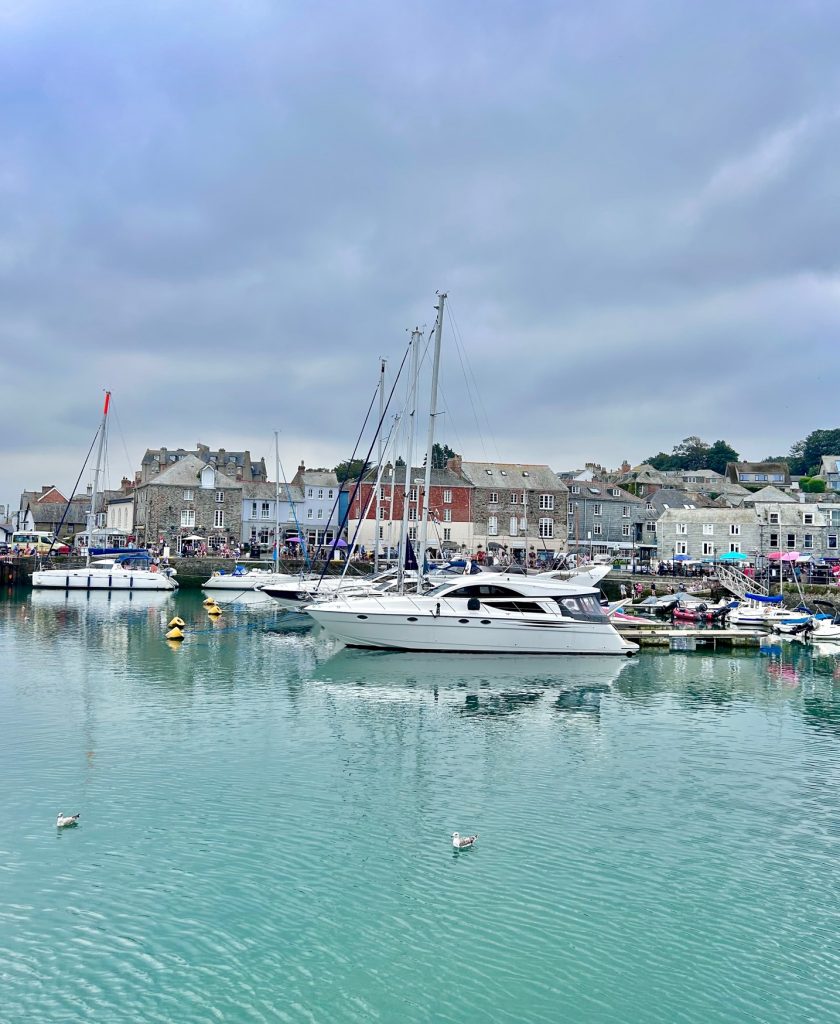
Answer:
(206, 604, 222, 616)
(168, 616, 185, 628)
(166, 626, 185, 640)
(202, 596, 217, 607)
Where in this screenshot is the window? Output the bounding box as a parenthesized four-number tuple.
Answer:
(829, 535, 838, 549)
(317, 509, 323, 519)
(539, 518, 553, 538)
(215, 490, 224, 503)
(771, 474, 784, 482)
(378, 507, 386, 519)
(408, 526, 417, 541)
(539, 494, 554, 510)
(646, 522, 656, 533)
(180, 509, 195, 527)
(489, 492, 499, 504)
(214, 509, 225, 528)
(646, 502, 654, 511)
(379, 526, 384, 539)
(769, 532, 779, 548)
(571, 485, 580, 494)
(729, 542, 740, 553)
(488, 515, 498, 536)
(703, 524, 714, 535)
(260, 502, 271, 519)
(509, 517, 518, 536)
(769, 513, 780, 524)
(328, 490, 334, 499)
(409, 486, 418, 501)
(730, 524, 740, 536)
(443, 489, 452, 504)
(622, 505, 629, 517)
(183, 489, 194, 501)
(676, 541, 687, 555)
(803, 533, 813, 548)
(287, 509, 296, 521)
(803, 512, 814, 525)
(408, 508, 417, 521)
(593, 503, 602, 516)
(259, 529, 269, 544)
(676, 523, 687, 535)
(756, 474, 768, 482)
(307, 509, 313, 519)
(443, 528, 451, 541)
(510, 493, 519, 504)
(702, 541, 714, 556)
(307, 488, 313, 498)
(622, 524, 631, 537)
(251, 502, 258, 516)
(612, 488, 620, 497)
(786, 533, 796, 548)
(593, 524, 602, 536)
(568, 501, 574, 514)
(379, 485, 387, 500)
(443, 509, 452, 522)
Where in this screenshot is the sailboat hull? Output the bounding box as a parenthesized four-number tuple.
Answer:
(31, 567, 177, 591)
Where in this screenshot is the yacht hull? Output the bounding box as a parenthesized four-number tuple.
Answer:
(305, 608, 636, 655)
(31, 568, 177, 591)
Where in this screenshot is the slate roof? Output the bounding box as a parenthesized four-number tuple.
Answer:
(140, 454, 243, 489)
(458, 461, 567, 492)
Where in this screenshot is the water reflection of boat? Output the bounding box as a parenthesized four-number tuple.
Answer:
(307, 649, 632, 712)
(29, 589, 175, 614)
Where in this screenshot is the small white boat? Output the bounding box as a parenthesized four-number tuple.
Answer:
(33, 551, 178, 591)
(201, 566, 297, 591)
(728, 593, 798, 629)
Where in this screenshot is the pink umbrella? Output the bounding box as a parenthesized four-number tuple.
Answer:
(767, 551, 800, 561)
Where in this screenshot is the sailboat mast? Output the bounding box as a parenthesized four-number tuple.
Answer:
(374, 357, 386, 574)
(274, 431, 281, 572)
(417, 292, 446, 592)
(87, 390, 110, 561)
(397, 329, 421, 593)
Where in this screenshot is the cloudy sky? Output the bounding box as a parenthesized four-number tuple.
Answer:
(2, 0, 840, 505)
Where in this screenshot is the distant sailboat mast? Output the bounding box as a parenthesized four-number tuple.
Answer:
(397, 329, 421, 594)
(416, 292, 446, 592)
(374, 357, 386, 574)
(86, 390, 111, 564)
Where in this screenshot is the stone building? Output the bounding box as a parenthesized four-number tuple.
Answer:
(290, 465, 344, 549)
(565, 480, 642, 559)
(725, 461, 790, 490)
(137, 445, 267, 485)
(450, 459, 567, 562)
(345, 464, 473, 558)
(133, 454, 244, 552)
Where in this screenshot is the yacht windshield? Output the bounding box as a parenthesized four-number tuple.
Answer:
(554, 595, 608, 622)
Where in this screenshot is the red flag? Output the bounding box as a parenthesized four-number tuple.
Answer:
(103, 391, 111, 415)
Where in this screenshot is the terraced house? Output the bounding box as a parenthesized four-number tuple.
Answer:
(564, 480, 641, 559)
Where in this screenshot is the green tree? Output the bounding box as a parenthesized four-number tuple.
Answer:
(643, 451, 681, 471)
(333, 458, 369, 483)
(431, 442, 459, 468)
(789, 429, 840, 477)
(705, 440, 740, 475)
(672, 436, 710, 469)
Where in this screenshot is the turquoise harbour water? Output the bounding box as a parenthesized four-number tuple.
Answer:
(2, 589, 840, 1023)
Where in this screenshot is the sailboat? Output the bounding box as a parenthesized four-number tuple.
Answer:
(31, 393, 178, 592)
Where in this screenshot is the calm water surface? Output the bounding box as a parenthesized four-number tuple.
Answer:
(2, 589, 840, 1023)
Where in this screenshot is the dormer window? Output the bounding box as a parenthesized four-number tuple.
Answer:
(571, 485, 580, 494)
(500, 470, 507, 477)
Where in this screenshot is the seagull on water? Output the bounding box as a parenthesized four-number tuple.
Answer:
(56, 812, 80, 828)
(452, 831, 478, 849)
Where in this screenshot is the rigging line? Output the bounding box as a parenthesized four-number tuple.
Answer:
(446, 302, 500, 463)
(444, 304, 492, 464)
(312, 375, 383, 563)
(316, 339, 412, 588)
(109, 402, 135, 492)
(342, 413, 401, 565)
(44, 427, 101, 559)
(277, 451, 311, 572)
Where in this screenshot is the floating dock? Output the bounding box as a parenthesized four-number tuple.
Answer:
(616, 625, 767, 649)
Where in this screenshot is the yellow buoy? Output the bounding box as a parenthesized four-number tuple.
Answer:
(207, 604, 222, 616)
(168, 616, 186, 628)
(166, 626, 185, 640)
(202, 597, 217, 607)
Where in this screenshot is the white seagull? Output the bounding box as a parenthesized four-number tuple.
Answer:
(56, 812, 80, 828)
(452, 831, 478, 849)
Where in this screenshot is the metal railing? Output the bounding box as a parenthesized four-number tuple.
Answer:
(715, 563, 768, 599)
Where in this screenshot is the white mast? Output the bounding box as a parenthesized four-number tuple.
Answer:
(86, 390, 111, 563)
(274, 431, 281, 572)
(374, 357, 386, 574)
(417, 292, 446, 592)
(397, 329, 421, 593)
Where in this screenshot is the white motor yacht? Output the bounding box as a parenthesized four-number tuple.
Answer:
(303, 571, 638, 656)
(201, 565, 298, 591)
(32, 551, 178, 592)
(728, 593, 802, 629)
